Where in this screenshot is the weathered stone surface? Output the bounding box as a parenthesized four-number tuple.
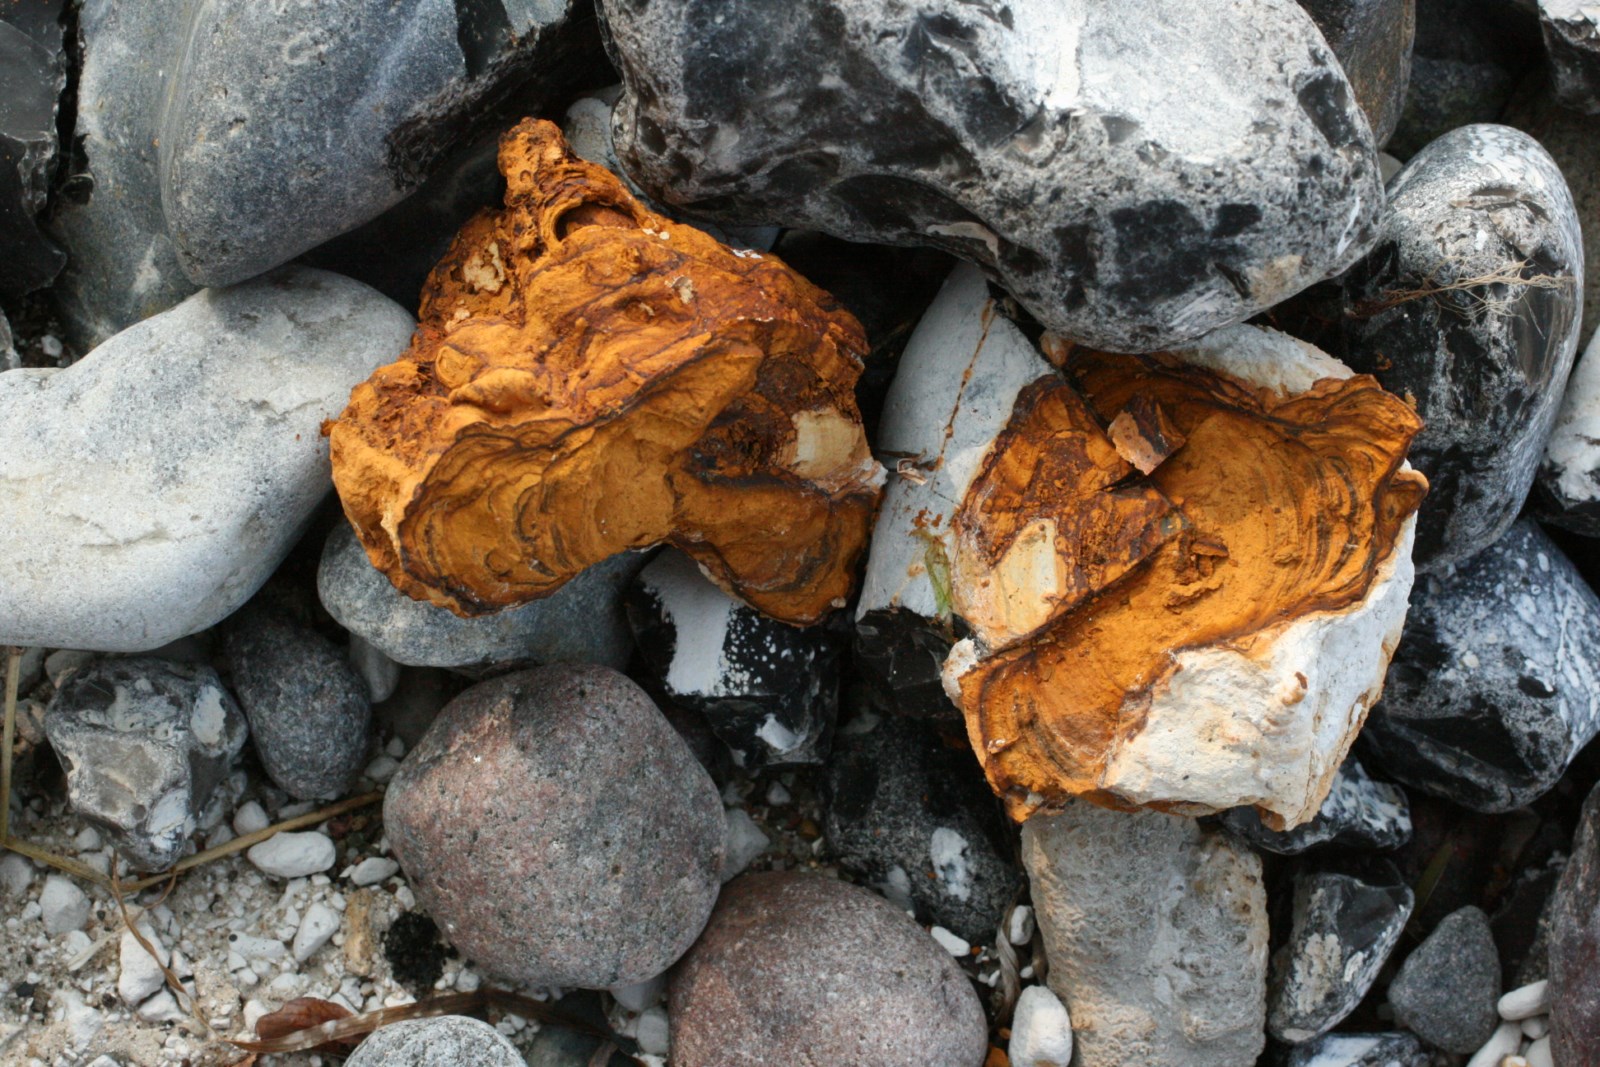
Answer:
(1222, 756, 1411, 855)
(626, 550, 841, 768)
(385, 665, 724, 987)
(44, 658, 247, 870)
(1540, 330, 1600, 534)
(1540, 0, 1600, 113)
(1022, 801, 1268, 1067)
(892, 266, 1422, 826)
(1362, 520, 1600, 811)
(0, 267, 414, 651)
(1342, 124, 1584, 569)
(668, 871, 988, 1067)
(1387, 905, 1501, 1054)
(603, 0, 1383, 353)
(345, 1016, 523, 1067)
(823, 715, 1021, 943)
(0, 2, 66, 299)
(1549, 779, 1600, 1066)
(1297, 0, 1417, 146)
(1268, 863, 1413, 1044)
(1280, 1032, 1430, 1066)
(318, 523, 645, 671)
(223, 603, 372, 801)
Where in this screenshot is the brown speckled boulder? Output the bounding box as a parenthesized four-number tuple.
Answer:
(384, 664, 724, 987)
(669, 871, 989, 1067)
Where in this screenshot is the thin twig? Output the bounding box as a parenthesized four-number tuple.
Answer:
(111, 866, 209, 1036)
(2, 835, 110, 886)
(2, 646, 19, 844)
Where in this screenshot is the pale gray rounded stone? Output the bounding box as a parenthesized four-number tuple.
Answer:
(344, 1016, 523, 1067)
(0, 266, 415, 652)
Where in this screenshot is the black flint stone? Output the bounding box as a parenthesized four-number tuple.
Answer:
(1222, 757, 1410, 856)
(0, 6, 66, 299)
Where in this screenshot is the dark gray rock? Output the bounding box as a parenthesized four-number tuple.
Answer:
(224, 603, 372, 801)
(602, 0, 1382, 354)
(44, 658, 248, 870)
(1361, 520, 1600, 811)
(1549, 779, 1600, 1066)
(851, 609, 962, 721)
(1341, 124, 1584, 569)
(344, 1016, 522, 1067)
(668, 871, 988, 1067)
(823, 715, 1021, 943)
(1280, 1032, 1430, 1066)
(0, 2, 66, 300)
(318, 523, 646, 672)
(1222, 756, 1411, 855)
(385, 665, 724, 988)
(1540, 0, 1600, 114)
(1387, 906, 1500, 1054)
(157, 0, 603, 287)
(1297, 0, 1416, 146)
(1540, 330, 1600, 534)
(1267, 863, 1414, 1044)
(625, 550, 839, 768)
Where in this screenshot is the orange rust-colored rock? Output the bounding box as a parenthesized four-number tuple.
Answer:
(326, 119, 882, 624)
(949, 344, 1427, 823)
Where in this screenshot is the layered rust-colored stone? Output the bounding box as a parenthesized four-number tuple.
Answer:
(954, 347, 1427, 821)
(327, 119, 881, 624)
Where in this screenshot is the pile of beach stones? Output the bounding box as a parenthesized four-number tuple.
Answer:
(4, 1, 1600, 1065)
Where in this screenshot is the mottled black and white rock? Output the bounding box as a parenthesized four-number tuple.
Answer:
(0, 268, 414, 652)
(1387, 905, 1501, 1054)
(344, 1016, 523, 1067)
(602, 0, 1382, 353)
(1341, 124, 1584, 569)
(1023, 801, 1268, 1067)
(823, 716, 1021, 943)
(1361, 521, 1600, 811)
(1540, 1, 1600, 114)
(385, 665, 725, 988)
(319, 524, 645, 673)
(1222, 757, 1411, 855)
(1279, 1032, 1430, 1067)
(626, 550, 841, 768)
(1549, 780, 1600, 1066)
(1539, 332, 1600, 534)
(1267, 862, 1414, 1044)
(224, 604, 372, 801)
(1296, 0, 1416, 146)
(0, 2, 66, 300)
(44, 658, 248, 870)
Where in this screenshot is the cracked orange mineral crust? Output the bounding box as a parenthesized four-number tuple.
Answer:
(326, 119, 883, 624)
(951, 342, 1428, 824)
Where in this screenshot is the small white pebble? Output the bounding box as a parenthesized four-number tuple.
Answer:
(1499, 980, 1550, 1021)
(247, 832, 335, 879)
(292, 902, 340, 962)
(137, 990, 186, 1024)
(345, 857, 399, 887)
(721, 808, 770, 882)
(1467, 1020, 1525, 1067)
(242, 998, 271, 1033)
(1009, 985, 1073, 1067)
(39, 876, 90, 935)
(363, 755, 400, 784)
(455, 968, 481, 993)
(929, 925, 970, 956)
(0, 853, 33, 897)
(611, 974, 666, 1013)
(1525, 1035, 1553, 1067)
(1521, 1015, 1548, 1039)
(385, 736, 406, 758)
(72, 827, 102, 852)
(1007, 905, 1035, 946)
(233, 802, 270, 835)
(119, 926, 169, 1005)
(765, 782, 791, 806)
(636, 1006, 670, 1056)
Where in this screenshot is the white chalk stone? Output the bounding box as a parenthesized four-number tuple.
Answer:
(39, 876, 90, 935)
(118, 925, 169, 1005)
(1499, 980, 1551, 1020)
(246, 831, 335, 879)
(1009, 985, 1074, 1067)
(346, 856, 400, 887)
(292, 901, 339, 962)
(721, 808, 770, 883)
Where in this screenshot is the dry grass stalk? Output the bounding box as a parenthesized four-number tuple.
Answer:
(1348, 259, 1574, 319)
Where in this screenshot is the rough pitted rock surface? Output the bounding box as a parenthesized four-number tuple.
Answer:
(668, 871, 988, 1067)
(823, 715, 1021, 944)
(1296, 0, 1416, 146)
(0, 267, 415, 652)
(344, 1015, 524, 1067)
(318, 523, 646, 671)
(1022, 801, 1268, 1067)
(1267, 863, 1414, 1044)
(223, 603, 372, 801)
(1387, 905, 1501, 1053)
(1341, 124, 1584, 569)
(385, 665, 725, 987)
(1361, 520, 1600, 811)
(1549, 779, 1600, 1066)
(44, 658, 247, 870)
(602, 0, 1383, 353)
(1222, 756, 1411, 855)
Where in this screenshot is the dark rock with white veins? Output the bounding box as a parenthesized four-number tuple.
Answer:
(1296, 0, 1416, 146)
(1341, 124, 1584, 569)
(601, 0, 1383, 353)
(45, 658, 248, 871)
(1222, 756, 1411, 855)
(625, 550, 841, 768)
(1267, 862, 1414, 1044)
(1540, 331, 1600, 534)
(1361, 520, 1600, 811)
(822, 715, 1021, 943)
(1539, 0, 1600, 114)
(0, 1, 66, 300)
(1386, 905, 1501, 1054)
(1278, 1032, 1430, 1066)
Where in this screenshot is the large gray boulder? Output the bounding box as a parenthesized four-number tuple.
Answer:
(0, 267, 414, 651)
